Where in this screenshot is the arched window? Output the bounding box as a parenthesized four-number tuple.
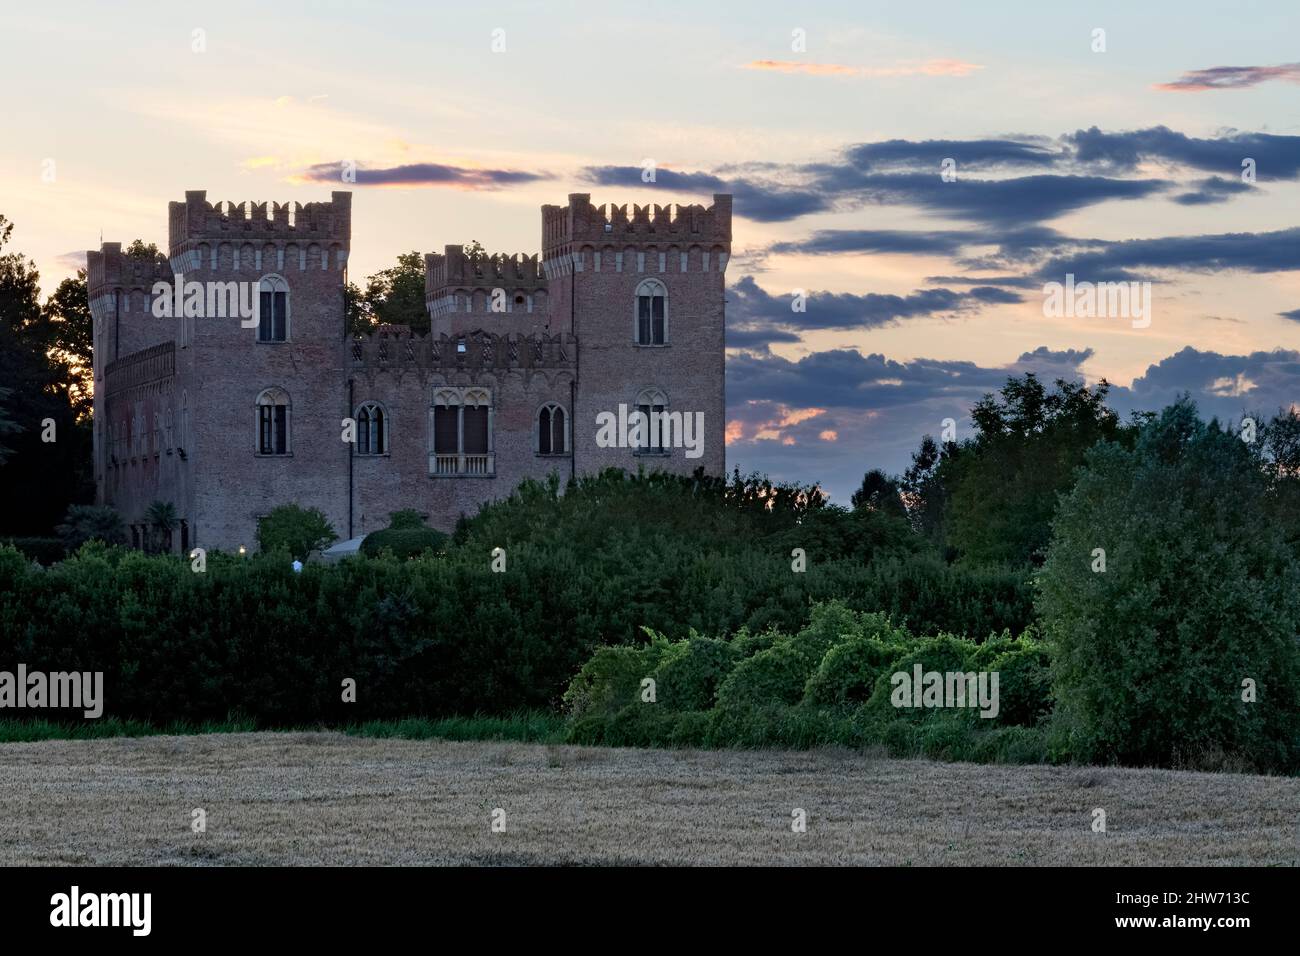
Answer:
(537, 403, 568, 455)
(257, 274, 289, 342)
(635, 387, 669, 454)
(356, 401, 388, 455)
(634, 278, 667, 345)
(256, 387, 291, 455)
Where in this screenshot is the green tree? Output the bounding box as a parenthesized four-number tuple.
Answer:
(56, 504, 127, 550)
(39, 270, 94, 419)
(256, 504, 338, 560)
(945, 374, 1121, 566)
(850, 468, 906, 518)
(0, 214, 92, 534)
(363, 251, 427, 334)
(1038, 399, 1300, 771)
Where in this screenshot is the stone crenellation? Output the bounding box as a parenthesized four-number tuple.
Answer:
(542, 192, 732, 254)
(168, 190, 352, 249)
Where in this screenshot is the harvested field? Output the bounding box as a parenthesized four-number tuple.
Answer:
(0, 732, 1294, 866)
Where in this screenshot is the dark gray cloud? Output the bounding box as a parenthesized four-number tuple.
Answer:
(581, 166, 830, 221)
(584, 127, 1292, 227)
(805, 171, 1170, 226)
(1172, 176, 1254, 205)
(770, 228, 972, 255)
(843, 138, 1058, 170)
(726, 275, 1022, 338)
(1279, 308, 1300, 323)
(300, 162, 548, 189)
(1038, 228, 1300, 282)
(1064, 126, 1300, 178)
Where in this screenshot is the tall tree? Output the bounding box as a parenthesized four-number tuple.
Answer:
(37, 270, 93, 419)
(360, 251, 427, 334)
(0, 214, 93, 533)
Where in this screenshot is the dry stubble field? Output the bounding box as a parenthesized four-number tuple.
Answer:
(0, 732, 1295, 866)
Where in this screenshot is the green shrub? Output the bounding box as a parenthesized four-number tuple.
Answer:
(650, 635, 740, 711)
(667, 710, 712, 747)
(360, 526, 448, 559)
(56, 504, 125, 551)
(972, 726, 1050, 765)
(562, 635, 668, 721)
(716, 602, 868, 711)
(920, 716, 977, 761)
(880, 719, 921, 758)
(387, 509, 428, 530)
(717, 642, 821, 711)
(256, 504, 337, 560)
(983, 641, 1053, 727)
(802, 614, 910, 708)
(862, 635, 977, 720)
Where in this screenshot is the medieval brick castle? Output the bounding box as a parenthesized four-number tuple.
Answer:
(87, 191, 730, 552)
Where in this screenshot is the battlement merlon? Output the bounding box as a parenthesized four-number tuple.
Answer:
(541, 193, 732, 256)
(425, 246, 547, 316)
(86, 242, 174, 297)
(167, 190, 352, 259)
(425, 246, 545, 295)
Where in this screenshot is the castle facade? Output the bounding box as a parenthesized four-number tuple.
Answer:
(87, 191, 730, 552)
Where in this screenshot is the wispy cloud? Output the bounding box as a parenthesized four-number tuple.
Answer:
(743, 58, 983, 78)
(295, 161, 550, 190)
(1154, 63, 1300, 91)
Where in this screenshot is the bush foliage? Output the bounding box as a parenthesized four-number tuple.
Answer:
(560, 601, 1060, 765)
(256, 504, 337, 560)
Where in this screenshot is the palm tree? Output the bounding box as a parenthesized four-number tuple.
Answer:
(145, 500, 178, 554)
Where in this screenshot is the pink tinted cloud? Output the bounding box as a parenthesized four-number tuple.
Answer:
(1154, 63, 1300, 91)
(744, 58, 983, 78)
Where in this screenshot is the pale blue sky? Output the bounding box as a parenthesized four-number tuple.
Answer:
(2, 1, 1296, 497)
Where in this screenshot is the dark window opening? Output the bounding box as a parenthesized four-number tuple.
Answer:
(258, 290, 287, 341)
(433, 405, 459, 454)
(259, 404, 287, 454)
(637, 403, 666, 452)
(637, 294, 665, 344)
(463, 406, 489, 455)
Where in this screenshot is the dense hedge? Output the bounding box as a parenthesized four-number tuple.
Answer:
(0, 532, 1031, 725)
(563, 602, 1055, 764)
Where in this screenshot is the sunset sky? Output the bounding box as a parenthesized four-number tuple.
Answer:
(2, 1, 1296, 500)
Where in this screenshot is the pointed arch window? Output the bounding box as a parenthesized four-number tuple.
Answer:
(257, 275, 289, 342)
(256, 387, 291, 455)
(356, 401, 388, 455)
(537, 403, 569, 455)
(634, 279, 667, 345)
(635, 386, 669, 454)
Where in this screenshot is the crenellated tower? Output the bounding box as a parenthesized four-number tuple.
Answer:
(424, 245, 549, 337)
(164, 190, 354, 549)
(541, 193, 731, 476)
